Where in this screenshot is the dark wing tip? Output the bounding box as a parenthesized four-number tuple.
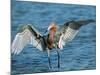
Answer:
(61, 19, 95, 30)
(76, 19, 96, 25)
(87, 19, 96, 22)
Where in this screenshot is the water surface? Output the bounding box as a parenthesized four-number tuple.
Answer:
(11, 1, 96, 75)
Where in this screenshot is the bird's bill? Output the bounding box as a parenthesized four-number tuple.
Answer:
(44, 29, 49, 36)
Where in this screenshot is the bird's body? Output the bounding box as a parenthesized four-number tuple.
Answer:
(11, 19, 95, 68)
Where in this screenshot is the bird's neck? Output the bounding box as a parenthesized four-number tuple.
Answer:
(46, 30, 56, 49)
(49, 30, 55, 41)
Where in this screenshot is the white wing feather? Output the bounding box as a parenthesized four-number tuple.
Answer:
(58, 27, 78, 49)
(11, 28, 43, 55)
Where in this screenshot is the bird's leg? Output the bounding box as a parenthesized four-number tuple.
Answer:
(56, 50, 60, 68)
(47, 50, 52, 69)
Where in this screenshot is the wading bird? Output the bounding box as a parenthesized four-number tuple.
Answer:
(11, 19, 95, 68)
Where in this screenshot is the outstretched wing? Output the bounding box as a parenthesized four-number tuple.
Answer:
(11, 25, 45, 55)
(57, 19, 95, 49)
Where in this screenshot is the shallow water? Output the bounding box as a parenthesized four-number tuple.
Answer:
(11, 1, 96, 75)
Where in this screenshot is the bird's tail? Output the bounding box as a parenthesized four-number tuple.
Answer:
(77, 19, 96, 25)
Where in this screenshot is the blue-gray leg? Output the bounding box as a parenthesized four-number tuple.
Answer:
(57, 50, 60, 68)
(47, 50, 52, 69)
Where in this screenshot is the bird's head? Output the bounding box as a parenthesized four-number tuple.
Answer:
(47, 22, 57, 32)
(44, 22, 57, 36)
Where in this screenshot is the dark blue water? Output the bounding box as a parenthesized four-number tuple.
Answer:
(11, 1, 96, 75)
